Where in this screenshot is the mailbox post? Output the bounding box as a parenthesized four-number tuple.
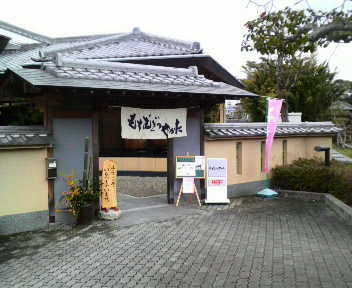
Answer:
(46, 158, 57, 179)
(314, 146, 330, 167)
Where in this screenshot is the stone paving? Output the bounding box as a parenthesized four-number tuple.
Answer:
(332, 149, 352, 163)
(1, 197, 352, 287)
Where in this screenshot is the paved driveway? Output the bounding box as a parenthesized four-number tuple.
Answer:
(1, 197, 352, 288)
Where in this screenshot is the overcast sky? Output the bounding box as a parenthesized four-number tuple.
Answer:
(1, 0, 351, 81)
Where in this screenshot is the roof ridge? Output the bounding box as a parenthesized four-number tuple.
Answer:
(49, 55, 199, 77)
(204, 122, 337, 128)
(134, 29, 201, 51)
(0, 125, 51, 133)
(0, 20, 52, 44)
(51, 33, 119, 43)
(41, 33, 132, 57)
(41, 28, 201, 58)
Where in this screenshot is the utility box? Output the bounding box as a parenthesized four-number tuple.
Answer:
(46, 158, 57, 179)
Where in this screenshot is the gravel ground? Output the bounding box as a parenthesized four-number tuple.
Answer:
(117, 176, 167, 197)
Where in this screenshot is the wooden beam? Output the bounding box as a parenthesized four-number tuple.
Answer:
(167, 138, 174, 204)
(44, 94, 53, 130)
(53, 111, 92, 118)
(92, 111, 99, 178)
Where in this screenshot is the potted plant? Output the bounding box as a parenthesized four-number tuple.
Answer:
(59, 137, 100, 225)
(60, 172, 100, 224)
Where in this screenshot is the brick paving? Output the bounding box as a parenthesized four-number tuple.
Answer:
(1, 197, 352, 287)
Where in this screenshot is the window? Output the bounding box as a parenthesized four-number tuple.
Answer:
(236, 142, 242, 175)
(283, 140, 288, 166)
(261, 141, 265, 172)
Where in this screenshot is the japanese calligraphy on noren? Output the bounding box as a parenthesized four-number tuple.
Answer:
(121, 107, 187, 139)
(101, 160, 117, 211)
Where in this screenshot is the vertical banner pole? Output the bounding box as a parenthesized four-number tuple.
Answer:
(257, 97, 283, 198)
(265, 98, 270, 190)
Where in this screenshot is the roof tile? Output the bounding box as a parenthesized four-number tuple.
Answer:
(205, 122, 340, 138)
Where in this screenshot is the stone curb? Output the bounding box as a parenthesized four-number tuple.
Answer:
(278, 190, 352, 225)
(325, 194, 352, 224)
(98, 210, 122, 220)
(278, 190, 327, 201)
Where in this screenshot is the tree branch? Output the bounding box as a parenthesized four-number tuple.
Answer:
(286, 23, 315, 41)
(307, 22, 352, 41)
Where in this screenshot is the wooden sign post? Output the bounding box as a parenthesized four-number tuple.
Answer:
(101, 160, 118, 212)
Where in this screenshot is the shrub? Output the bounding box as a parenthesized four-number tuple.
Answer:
(271, 158, 352, 205)
(59, 171, 101, 218)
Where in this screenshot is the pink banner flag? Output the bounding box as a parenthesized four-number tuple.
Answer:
(265, 99, 283, 173)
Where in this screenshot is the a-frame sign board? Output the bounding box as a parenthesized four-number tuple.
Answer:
(175, 177, 201, 207)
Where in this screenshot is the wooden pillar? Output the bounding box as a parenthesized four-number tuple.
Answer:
(199, 108, 205, 199)
(167, 138, 174, 204)
(44, 95, 55, 223)
(219, 103, 226, 123)
(92, 111, 99, 178)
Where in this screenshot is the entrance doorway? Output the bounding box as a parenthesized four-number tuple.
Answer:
(98, 108, 168, 199)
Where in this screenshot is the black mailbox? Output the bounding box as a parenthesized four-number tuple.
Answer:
(46, 158, 57, 179)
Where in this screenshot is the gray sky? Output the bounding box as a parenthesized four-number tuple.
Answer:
(1, 0, 351, 81)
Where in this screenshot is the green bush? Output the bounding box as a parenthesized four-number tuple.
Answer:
(271, 158, 352, 205)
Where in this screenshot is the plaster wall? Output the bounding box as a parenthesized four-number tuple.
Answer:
(287, 137, 306, 163)
(305, 137, 332, 159)
(0, 148, 48, 216)
(205, 136, 332, 187)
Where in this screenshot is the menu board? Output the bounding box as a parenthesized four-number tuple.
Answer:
(176, 156, 205, 179)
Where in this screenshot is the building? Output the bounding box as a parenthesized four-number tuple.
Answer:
(0, 20, 339, 234)
(0, 20, 257, 232)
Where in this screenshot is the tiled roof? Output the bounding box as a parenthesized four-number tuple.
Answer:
(0, 126, 53, 147)
(0, 40, 94, 72)
(0, 19, 52, 44)
(204, 122, 340, 139)
(45, 55, 219, 87)
(42, 28, 201, 58)
(331, 100, 352, 111)
(11, 56, 257, 97)
(0, 27, 202, 73)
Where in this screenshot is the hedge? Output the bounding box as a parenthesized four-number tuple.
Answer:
(271, 158, 352, 205)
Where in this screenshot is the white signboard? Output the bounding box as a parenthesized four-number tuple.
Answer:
(207, 158, 227, 177)
(121, 107, 187, 139)
(206, 158, 229, 204)
(183, 178, 195, 194)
